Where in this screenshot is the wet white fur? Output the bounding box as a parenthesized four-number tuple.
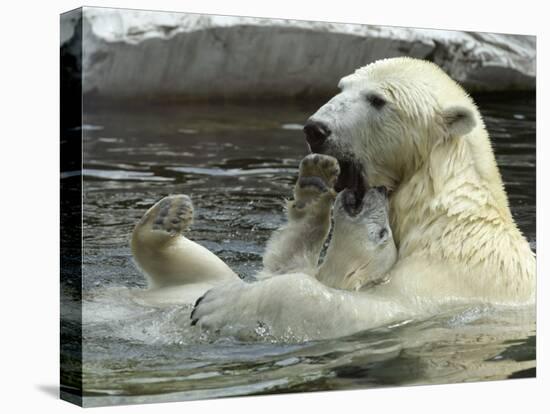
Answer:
(131, 157, 396, 312)
(130, 198, 240, 306)
(189, 58, 535, 340)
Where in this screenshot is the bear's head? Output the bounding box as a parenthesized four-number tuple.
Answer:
(303, 57, 481, 194)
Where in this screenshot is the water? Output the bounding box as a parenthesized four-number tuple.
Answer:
(71, 94, 535, 406)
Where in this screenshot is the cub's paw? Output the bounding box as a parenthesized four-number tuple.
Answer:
(144, 194, 194, 235)
(294, 154, 340, 207)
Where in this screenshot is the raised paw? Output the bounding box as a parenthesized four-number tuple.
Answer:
(144, 194, 194, 235)
(294, 154, 340, 206)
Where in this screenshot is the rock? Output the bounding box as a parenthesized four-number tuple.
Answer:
(63, 7, 535, 99)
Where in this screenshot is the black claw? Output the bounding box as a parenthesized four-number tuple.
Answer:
(194, 294, 205, 309)
(190, 294, 205, 322)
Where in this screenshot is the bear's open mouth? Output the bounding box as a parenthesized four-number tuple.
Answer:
(336, 160, 368, 216)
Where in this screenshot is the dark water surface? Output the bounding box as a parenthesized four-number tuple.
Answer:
(75, 94, 535, 406)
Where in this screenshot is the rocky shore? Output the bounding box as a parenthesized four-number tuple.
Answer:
(61, 8, 536, 100)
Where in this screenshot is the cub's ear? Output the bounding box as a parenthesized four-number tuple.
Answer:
(442, 106, 476, 137)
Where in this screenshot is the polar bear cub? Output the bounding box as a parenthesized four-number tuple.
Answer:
(259, 153, 397, 290)
(317, 185, 396, 291)
(130, 154, 396, 308)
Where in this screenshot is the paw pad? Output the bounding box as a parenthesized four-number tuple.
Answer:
(149, 195, 194, 234)
(294, 154, 340, 204)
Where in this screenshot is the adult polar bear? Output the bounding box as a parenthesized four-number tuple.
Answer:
(141, 58, 536, 340)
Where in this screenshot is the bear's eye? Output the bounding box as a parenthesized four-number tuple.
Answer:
(378, 228, 388, 241)
(366, 94, 386, 109)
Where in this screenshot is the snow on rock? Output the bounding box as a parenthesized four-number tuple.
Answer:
(66, 7, 535, 99)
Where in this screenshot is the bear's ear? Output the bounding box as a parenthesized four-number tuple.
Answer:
(442, 106, 476, 137)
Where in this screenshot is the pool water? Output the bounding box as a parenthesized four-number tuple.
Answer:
(68, 94, 535, 406)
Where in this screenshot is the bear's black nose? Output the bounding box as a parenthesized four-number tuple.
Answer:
(303, 119, 331, 151)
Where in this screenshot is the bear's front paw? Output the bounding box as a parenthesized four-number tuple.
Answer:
(190, 280, 253, 336)
(293, 154, 340, 207)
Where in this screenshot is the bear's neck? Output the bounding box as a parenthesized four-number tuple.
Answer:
(390, 134, 515, 259)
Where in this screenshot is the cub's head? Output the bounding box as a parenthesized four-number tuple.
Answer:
(317, 185, 397, 291)
(303, 57, 480, 193)
(333, 185, 393, 249)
